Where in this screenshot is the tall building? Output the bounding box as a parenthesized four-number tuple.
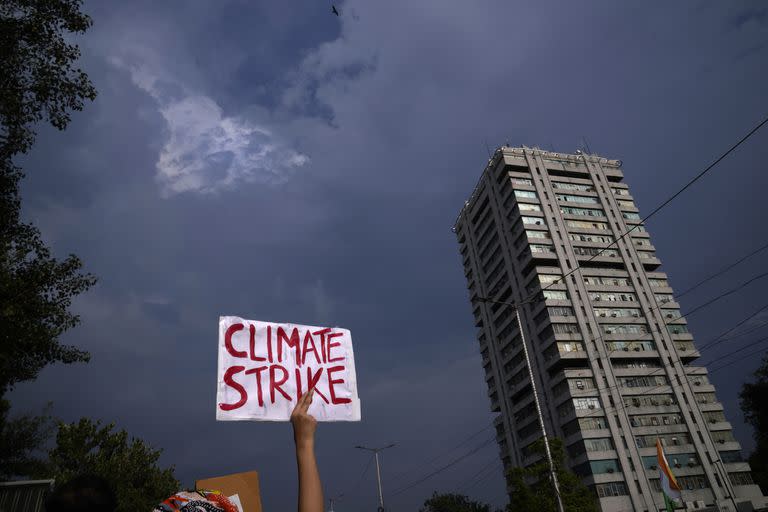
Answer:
(453, 146, 766, 512)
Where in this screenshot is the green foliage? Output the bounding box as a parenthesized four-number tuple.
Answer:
(45, 418, 180, 512)
(0, 172, 97, 393)
(0, 398, 54, 479)
(507, 438, 598, 512)
(740, 353, 768, 494)
(0, 0, 97, 159)
(420, 492, 492, 512)
(0, 0, 98, 396)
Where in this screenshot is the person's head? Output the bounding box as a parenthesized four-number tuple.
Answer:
(45, 474, 116, 512)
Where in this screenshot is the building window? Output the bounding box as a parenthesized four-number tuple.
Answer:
(565, 220, 610, 230)
(594, 308, 642, 318)
(531, 244, 556, 254)
(601, 324, 648, 335)
(595, 482, 628, 498)
(557, 193, 600, 205)
(606, 341, 655, 352)
(519, 203, 542, 212)
(522, 216, 546, 226)
(538, 274, 561, 284)
(561, 206, 606, 217)
(543, 290, 568, 300)
(552, 181, 594, 192)
(667, 324, 689, 335)
(515, 190, 538, 199)
(729, 472, 755, 486)
(622, 212, 641, 220)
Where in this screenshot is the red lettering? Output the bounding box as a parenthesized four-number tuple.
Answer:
(269, 365, 292, 403)
(327, 332, 345, 362)
(218, 366, 248, 410)
(245, 366, 268, 406)
(313, 328, 332, 363)
(327, 365, 352, 404)
(224, 323, 247, 358)
(306, 367, 330, 403)
(277, 327, 301, 363)
(302, 331, 321, 365)
(249, 324, 266, 362)
(295, 368, 303, 399)
(267, 325, 274, 363)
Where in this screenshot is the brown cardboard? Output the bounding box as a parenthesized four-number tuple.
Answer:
(196, 470, 262, 512)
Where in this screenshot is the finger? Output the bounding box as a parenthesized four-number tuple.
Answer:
(300, 388, 314, 413)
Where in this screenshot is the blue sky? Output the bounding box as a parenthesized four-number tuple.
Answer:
(10, 1, 768, 510)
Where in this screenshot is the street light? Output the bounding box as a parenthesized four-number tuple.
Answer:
(328, 493, 343, 512)
(355, 444, 395, 512)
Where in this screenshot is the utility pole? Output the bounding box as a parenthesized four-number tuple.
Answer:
(328, 493, 343, 512)
(479, 297, 565, 512)
(355, 444, 395, 512)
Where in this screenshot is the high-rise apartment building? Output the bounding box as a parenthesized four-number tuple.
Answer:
(453, 146, 766, 511)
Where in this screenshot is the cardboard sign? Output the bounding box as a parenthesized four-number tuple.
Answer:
(216, 316, 361, 421)
(196, 471, 261, 512)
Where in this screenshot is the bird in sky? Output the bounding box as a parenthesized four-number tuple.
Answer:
(332, 5, 339, 16)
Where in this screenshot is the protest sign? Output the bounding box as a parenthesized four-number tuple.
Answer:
(216, 316, 361, 421)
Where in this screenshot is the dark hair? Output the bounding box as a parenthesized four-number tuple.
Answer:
(45, 474, 117, 512)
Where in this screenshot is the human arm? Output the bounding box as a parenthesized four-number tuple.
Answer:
(291, 390, 323, 512)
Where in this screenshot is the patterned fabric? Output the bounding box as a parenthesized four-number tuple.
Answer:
(153, 490, 239, 512)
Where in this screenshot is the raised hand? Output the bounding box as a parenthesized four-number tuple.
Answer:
(291, 389, 317, 451)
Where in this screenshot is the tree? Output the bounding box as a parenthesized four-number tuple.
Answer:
(739, 353, 768, 494)
(0, 0, 97, 159)
(0, 0, 98, 397)
(43, 418, 180, 512)
(507, 438, 598, 512)
(0, 398, 54, 479)
(420, 492, 492, 512)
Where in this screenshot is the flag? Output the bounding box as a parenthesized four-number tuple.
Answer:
(657, 438, 682, 512)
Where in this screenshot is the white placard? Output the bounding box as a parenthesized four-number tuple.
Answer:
(216, 316, 361, 421)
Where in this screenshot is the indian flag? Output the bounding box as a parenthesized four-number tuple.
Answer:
(657, 438, 682, 512)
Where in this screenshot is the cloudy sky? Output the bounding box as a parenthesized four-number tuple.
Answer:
(10, 0, 768, 510)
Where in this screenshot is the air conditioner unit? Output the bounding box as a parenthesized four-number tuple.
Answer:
(666, 399, 673, 405)
(650, 465, 658, 470)
(606, 468, 615, 473)
(588, 404, 596, 409)
(632, 312, 640, 317)
(694, 381, 701, 386)
(600, 312, 606, 317)
(633, 347, 641, 351)
(674, 463, 681, 468)
(623, 347, 630, 351)
(718, 439, 725, 444)
(611, 313, 618, 317)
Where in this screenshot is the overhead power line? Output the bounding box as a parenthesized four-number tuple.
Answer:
(387, 422, 494, 486)
(390, 436, 496, 497)
(675, 240, 768, 299)
(710, 345, 768, 374)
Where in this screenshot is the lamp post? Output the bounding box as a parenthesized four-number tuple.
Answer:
(328, 493, 343, 512)
(355, 444, 395, 512)
(478, 296, 565, 512)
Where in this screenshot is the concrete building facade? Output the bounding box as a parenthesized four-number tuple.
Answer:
(453, 146, 766, 511)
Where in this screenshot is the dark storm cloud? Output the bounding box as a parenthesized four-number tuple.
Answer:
(10, 1, 768, 510)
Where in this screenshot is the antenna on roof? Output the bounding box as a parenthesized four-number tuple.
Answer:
(582, 136, 593, 155)
(483, 138, 492, 159)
